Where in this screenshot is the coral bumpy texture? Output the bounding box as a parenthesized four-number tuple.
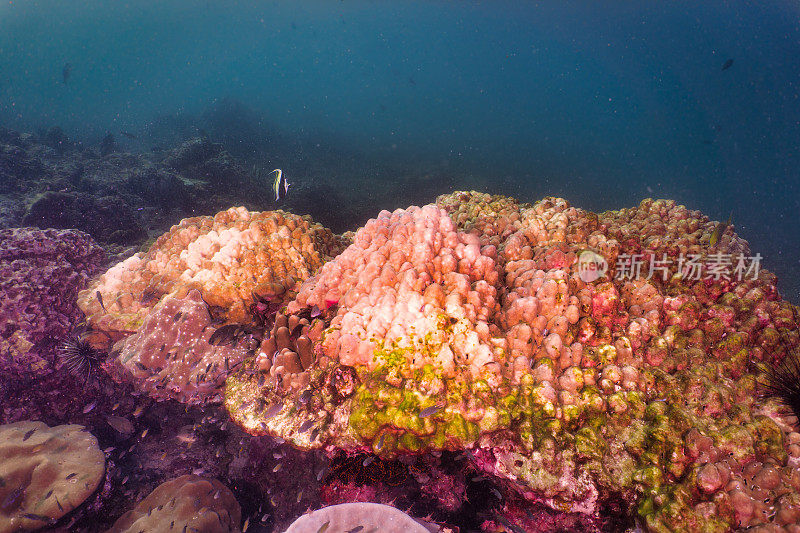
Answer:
(0, 227, 104, 374)
(82, 193, 800, 531)
(77, 207, 344, 404)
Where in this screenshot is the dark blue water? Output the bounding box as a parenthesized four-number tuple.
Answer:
(1, 0, 798, 301)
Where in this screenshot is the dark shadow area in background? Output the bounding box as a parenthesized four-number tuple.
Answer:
(131, 97, 799, 303)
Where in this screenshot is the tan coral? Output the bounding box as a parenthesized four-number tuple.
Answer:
(436, 190, 529, 249)
(0, 421, 105, 533)
(105, 475, 241, 533)
(77, 208, 345, 347)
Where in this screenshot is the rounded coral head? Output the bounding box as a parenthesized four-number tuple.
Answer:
(0, 421, 106, 532)
(283, 502, 433, 533)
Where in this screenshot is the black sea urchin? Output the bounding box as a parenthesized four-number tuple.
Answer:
(57, 337, 101, 382)
(760, 349, 800, 419)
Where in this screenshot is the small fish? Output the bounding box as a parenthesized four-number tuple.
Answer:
(299, 388, 313, 405)
(208, 324, 242, 346)
(376, 433, 386, 451)
(96, 291, 107, 312)
(22, 428, 36, 441)
(495, 515, 525, 533)
(176, 428, 197, 446)
(316, 521, 331, 533)
(362, 456, 375, 467)
(22, 513, 51, 522)
(173, 312, 183, 322)
(263, 402, 283, 420)
(298, 419, 315, 433)
(296, 490, 303, 502)
(418, 405, 443, 418)
(2, 486, 24, 510)
(120, 131, 137, 139)
(271, 168, 289, 202)
(310, 427, 320, 441)
(141, 428, 149, 439)
(721, 58, 734, 71)
(62, 62, 72, 84)
(346, 527, 364, 533)
(140, 288, 161, 305)
(310, 304, 321, 318)
(243, 517, 250, 532)
(709, 211, 733, 247)
(106, 415, 134, 435)
(272, 463, 283, 473)
(82, 401, 97, 413)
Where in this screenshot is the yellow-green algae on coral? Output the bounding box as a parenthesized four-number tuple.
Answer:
(225, 331, 798, 532)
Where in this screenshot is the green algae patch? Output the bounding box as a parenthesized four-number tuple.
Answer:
(346, 341, 499, 454)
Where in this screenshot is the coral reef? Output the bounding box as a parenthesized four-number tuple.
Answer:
(228, 204, 506, 453)
(110, 289, 251, 404)
(105, 475, 241, 533)
(78, 207, 338, 336)
(216, 192, 800, 532)
(0, 227, 105, 375)
(0, 421, 105, 533)
(78, 207, 346, 405)
(165, 137, 243, 188)
(283, 502, 433, 533)
(22, 191, 146, 245)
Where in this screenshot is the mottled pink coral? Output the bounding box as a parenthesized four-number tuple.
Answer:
(111, 289, 247, 404)
(290, 205, 503, 380)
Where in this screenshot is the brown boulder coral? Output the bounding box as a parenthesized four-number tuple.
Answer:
(105, 475, 241, 533)
(0, 421, 105, 533)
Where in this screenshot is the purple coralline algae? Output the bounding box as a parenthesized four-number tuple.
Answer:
(0, 227, 105, 375)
